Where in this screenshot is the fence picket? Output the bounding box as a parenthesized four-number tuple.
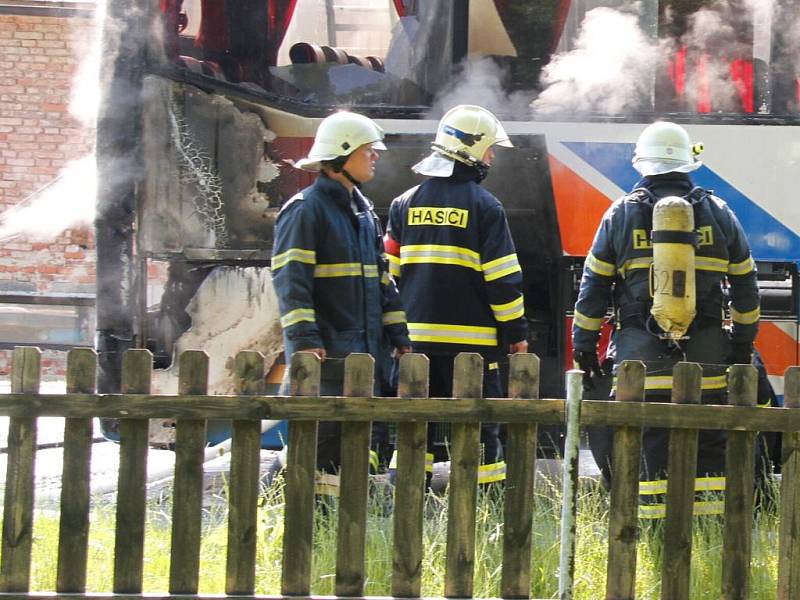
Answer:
(606, 360, 645, 600)
(445, 353, 483, 598)
(57, 348, 97, 592)
(225, 351, 265, 595)
(0, 346, 40, 592)
(501, 353, 540, 599)
(721, 364, 757, 600)
(113, 349, 152, 593)
(392, 353, 429, 598)
(169, 351, 209, 593)
(281, 352, 321, 596)
(661, 362, 702, 600)
(778, 367, 800, 600)
(336, 353, 375, 596)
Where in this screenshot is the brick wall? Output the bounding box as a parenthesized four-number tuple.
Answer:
(0, 8, 97, 375)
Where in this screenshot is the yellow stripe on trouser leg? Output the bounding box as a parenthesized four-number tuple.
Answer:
(388, 450, 434, 474)
(478, 460, 506, 484)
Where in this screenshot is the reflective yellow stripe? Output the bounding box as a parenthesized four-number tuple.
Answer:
(280, 308, 316, 328)
(639, 479, 668, 495)
(478, 460, 506, 483)
(483, 253, 522, 282)
(387, 253, 401, 278)
(314, 262, 363, 278)
(695, 476, 726, 492)
(315, 472, 340, 497)
(695, 256, 729, 272)
(381, 272, 392, 285)
(640, 477, 725, 495)
(389, 450, 434, 473)
(490, 295, 524, 322)
(585, 252, 616, 277)
(618, 257, 652, 278)
(383, 310, 407, 326)
(408, 322, 497, 346)
(400, 244, 481, 271)
(728, 256, 756, 276)
(731, 306, 760, 325)
(488, 362, 499, 370)
(638, 500, 725, 520)
(614, 374, 727, 391)
(363, 264, 379, 278)
(271, 248, 316, 270)
(574, 309, 604, 331)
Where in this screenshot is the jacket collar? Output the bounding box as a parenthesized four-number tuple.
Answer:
(314, 173, 373, 213)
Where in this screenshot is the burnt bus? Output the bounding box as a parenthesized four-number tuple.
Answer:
(97, 0, 800, 449)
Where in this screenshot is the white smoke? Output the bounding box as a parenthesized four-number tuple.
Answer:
(430, 56, 533, 119)
(0, 155, 96, 242)
(532, 7, 659, 115)
(0, 2, 105, 242)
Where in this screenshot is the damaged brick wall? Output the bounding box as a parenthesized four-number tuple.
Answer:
(0, 7, 97, 375)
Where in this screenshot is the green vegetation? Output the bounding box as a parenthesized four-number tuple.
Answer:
(27, 476, 781, 599)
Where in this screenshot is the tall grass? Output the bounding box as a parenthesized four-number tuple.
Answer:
(26, 475, 781, 599)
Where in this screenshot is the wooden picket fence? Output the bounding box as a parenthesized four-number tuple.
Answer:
(0, 346, 799, 600)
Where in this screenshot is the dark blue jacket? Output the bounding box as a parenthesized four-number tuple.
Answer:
(385, 174, 527, 361)
(272, 175, 411, 378)
(573, 173, 760, 353)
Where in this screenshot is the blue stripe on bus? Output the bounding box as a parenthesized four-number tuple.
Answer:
(563, 141, 800, 263)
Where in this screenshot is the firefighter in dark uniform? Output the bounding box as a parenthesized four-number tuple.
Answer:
(573, 121, 760, 519)
(271, 111, 412, 497)
(384, 105, 529, 485)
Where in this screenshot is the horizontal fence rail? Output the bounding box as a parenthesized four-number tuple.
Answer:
(0, 346, 797, 600)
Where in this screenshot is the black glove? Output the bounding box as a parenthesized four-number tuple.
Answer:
(573, 349, 605, 390)
(727, 343, 754, 366)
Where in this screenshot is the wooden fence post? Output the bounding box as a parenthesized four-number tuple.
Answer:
(113, 349, 152, 593)
(778, 367, 800, 600)
(225, 351, 265, 595)
(336, 353, 375, 596)
(281, 351, 321, 596)
(57, 348, 97, 592)
(722, 364, 757, 600)
(661, 361, 702, 600)
(445, 352, 483, 598)
(392, 353, 429, 598)
(0, 346, 40, 592)
(169, 350, 209, 593)
(501, 353, 540, 599)
(606, 360, 645, 600)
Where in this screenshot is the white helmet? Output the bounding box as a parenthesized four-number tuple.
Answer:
(432, 105, 513, 166)
(295, 111, 386, 171)
(632, 121, 703, 176)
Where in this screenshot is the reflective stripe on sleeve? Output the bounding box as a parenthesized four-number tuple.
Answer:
(618, 257, 652, 278)
(383, 310, 407, 326)
(408, 323, 498, 346)
(585, 252, 616, 277)
(387, 253, 401, 277)
(313, 262, 363, 278)
(574, 309, 604, 331)
(280, 308, 316, 328)
(271, 248, 316, 270)
(695, 256, 729, 272)
(490, 295, 525, 322)
(482, 253, 522, 282)
(400, 244, 481, 271)
(728, 256, 756, 276)
(731, 305, 760, 325)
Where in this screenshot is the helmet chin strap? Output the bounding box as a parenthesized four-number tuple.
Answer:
(432, 144, 490, 182)
(341, 168, 362, 187)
